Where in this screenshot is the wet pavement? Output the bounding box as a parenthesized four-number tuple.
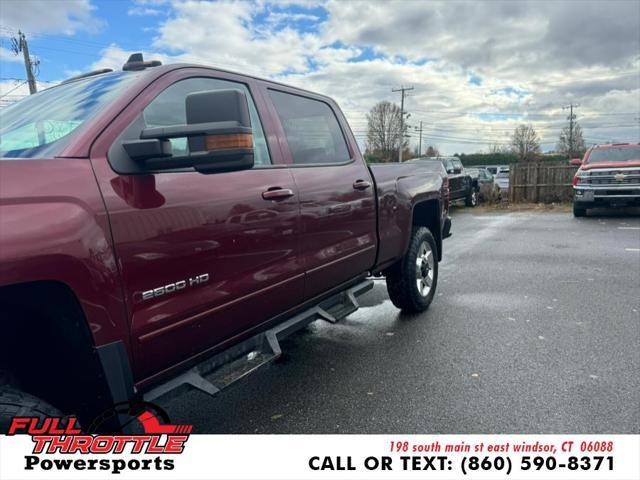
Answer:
(162, 208, 640, 433)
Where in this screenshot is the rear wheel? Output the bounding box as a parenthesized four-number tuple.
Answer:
(573, 204, 587, 217)
(386, 227, 438, 313)
(0, 371, 63, 434)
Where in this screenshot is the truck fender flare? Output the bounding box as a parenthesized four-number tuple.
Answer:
(405, 196, 443, 262)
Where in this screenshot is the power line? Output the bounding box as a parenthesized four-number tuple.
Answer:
(0, 25, 148, 52)
(0, 80, 27, 99)
(0, 77, 57, 84)
(19, 44, 102, 58)
(344, 108, 637, 117)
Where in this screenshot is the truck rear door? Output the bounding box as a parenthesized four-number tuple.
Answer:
(264, 87, 376, 298)
(453, 159, 471, 195)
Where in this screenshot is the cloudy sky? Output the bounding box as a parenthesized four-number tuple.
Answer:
(1, 0, 639, 154)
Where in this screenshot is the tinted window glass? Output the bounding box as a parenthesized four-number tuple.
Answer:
(443, 159, 454, 171)
(269, 90, 350, 165)
(587, 147, 640, 163)
(144, 77, 270, 166)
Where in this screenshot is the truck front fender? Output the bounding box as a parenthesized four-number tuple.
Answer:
(0, 159, 129, 348)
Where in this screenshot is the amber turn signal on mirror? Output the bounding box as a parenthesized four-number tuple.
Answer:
(205, 133, 253, 151)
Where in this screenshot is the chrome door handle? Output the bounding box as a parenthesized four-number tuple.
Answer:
(353, 180, 372, 190)
(262, 188, 294, 200)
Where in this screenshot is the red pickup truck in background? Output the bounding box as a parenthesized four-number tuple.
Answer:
(572, 143, 640, 217)
(0, 55, 450, 431)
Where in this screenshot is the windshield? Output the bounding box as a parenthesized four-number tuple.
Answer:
(0, 71, 142, 159)
(586, 146, 640, 163)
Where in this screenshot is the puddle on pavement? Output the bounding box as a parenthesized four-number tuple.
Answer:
(307, 299, 406, 344)
(447, 292, 535, 311)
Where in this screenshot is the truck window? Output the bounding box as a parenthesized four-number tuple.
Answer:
(443, 159, 454, 172)
(268, 90, 350, 165)
(143, 77, 271, 166)
(586, 146, 640, 163)
(1, 71, 143, 159)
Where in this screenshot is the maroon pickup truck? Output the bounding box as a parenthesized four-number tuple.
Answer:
(0, 55, 449, 431)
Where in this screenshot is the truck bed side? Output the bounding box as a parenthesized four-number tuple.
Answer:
(369, 163, 444, 270)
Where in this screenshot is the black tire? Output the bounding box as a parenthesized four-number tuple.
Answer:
(465, 189, 478, 207)
(386, 227, 438, 313)
(573, 204, 587, 217)
(0, 374, 63, 434)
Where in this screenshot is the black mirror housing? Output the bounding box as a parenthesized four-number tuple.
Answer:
(124, 89, 255, 174)
(186, 89, 251, 153)
(123, 138, 171, 161)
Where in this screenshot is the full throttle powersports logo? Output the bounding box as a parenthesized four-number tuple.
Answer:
(7, 401, 192, 474)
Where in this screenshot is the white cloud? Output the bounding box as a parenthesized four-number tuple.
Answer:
(88, 44, 172, 72)
(0, 79, 58, 110)
(0, 80, 31, 99)
(150, 0, 321, 76)
(128, 7, 163, 16)
(265, 11, 320, 25)
(85, 0, 640, 153)
(0, 47, 22, 63)
(0, 0, 103, 36)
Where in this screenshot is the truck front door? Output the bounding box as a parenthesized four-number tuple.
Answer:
(91, 73, 303, 380)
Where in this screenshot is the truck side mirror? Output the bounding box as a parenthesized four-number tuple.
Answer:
(123, 89, 254, 174)
(569, 158, 582, 166)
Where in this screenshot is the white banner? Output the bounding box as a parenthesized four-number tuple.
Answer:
(1, 434, 638, 480)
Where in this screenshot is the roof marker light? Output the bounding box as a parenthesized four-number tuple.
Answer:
(123, 53, 162, 71)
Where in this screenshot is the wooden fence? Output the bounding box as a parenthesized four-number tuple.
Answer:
(508, 162, 579, 203)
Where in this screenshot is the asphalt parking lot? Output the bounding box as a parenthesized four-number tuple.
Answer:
(163, 208, 640, 434)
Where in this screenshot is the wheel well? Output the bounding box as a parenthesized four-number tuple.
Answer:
(412, 199, 442, 261)
(0, 281, 116, 424)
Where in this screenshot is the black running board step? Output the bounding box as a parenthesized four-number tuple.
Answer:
(318, 280, 373, 323)
(144, 279, 373, 403)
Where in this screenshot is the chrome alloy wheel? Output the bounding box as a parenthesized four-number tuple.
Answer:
(415, 241, 434, 297)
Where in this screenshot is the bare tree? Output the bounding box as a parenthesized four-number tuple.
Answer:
(488, 143, 510, 154)
(425, 145, 440, 157)
(365, 101, 406, 162)
(556, 123, 586, 158)
(510, 124, 541, 162)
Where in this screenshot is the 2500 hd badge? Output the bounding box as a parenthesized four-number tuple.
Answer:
(141, 273, 210, 301)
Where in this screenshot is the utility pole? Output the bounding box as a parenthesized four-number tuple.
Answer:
(11, 31, 38, 94)
(392, 86, 413, 162)
(562, 103, 579, 158)
(415, 120, 423, 157)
